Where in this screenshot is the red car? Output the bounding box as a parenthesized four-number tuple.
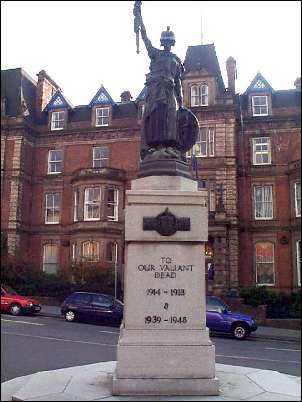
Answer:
(1, 284, 41, 316)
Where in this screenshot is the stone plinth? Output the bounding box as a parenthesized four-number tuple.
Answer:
(112, 176, 219, 396)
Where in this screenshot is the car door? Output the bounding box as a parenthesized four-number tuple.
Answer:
(72, 293, 93, 320)
(206, 297, 229, 332)
(90, 294, 114, 323)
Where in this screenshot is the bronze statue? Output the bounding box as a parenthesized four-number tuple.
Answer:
(133, 1, 198, 177)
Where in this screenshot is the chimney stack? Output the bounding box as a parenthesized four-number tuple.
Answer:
(226, 56, 237, 93)
(35, 70, 59, 117)
(120, 91, 132, 103)
(294, 77, 301, 91)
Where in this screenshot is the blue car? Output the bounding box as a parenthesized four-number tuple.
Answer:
(206, 296, 257, 340)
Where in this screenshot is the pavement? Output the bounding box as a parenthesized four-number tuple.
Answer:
(1, 361, 301, 401)
(38, 305, 301, 343)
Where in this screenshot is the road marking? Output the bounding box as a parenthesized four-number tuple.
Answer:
(97, 330, 119, 335)
(217, 354, 300, 364)
(1, 319, 45, 326)
(1, 331, 116, 347)
(265, 347, 301, 352)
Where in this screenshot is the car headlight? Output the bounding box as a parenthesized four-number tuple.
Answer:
(28, 302, 33, 307)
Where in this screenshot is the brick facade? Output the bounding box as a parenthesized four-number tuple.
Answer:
(1, 47, 301, 296)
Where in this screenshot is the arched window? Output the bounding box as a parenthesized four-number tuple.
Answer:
(200, 84, 208, 106)
(255, 242, 275, 285)
(190, 84, 208, 106)
(82, 241, 99, 262)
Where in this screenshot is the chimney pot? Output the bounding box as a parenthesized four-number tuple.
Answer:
(120, 91, 132, 103)
(226, 57, 237, 93)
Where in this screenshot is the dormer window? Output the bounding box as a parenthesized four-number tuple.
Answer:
(252, 96, 268, 116)
(190, 84, 208, 107)
(51, 111, 65, 130)
(96, 107, 110, 127)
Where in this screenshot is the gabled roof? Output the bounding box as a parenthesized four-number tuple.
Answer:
(89, 85, 115, 107)
(183, 44, 225, 93)
(1, 68, 37, 120)
(44, 90, 73, 111)
(245, 72, 274, 93)
(136, 86, 147, 101)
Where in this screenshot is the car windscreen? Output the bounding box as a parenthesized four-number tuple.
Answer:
(206, 297, 229, 312)
(2, 285, 18, 295)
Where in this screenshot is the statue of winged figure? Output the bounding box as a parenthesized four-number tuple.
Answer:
(133, 1, 198, 164)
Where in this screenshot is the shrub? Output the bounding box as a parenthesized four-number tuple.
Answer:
(239, 286, 301, 318)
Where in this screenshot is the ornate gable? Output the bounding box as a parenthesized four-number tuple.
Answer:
(136, 87, 147, 102)
(246, 73, 273, 93)
(44, 91, 73, 111)
(89, 85, 115, 107)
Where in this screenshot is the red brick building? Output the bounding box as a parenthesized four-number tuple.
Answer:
(237, 74, 301, 294)
(1, 46, 301, 296)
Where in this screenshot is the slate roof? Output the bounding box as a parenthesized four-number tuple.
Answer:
(44, 90, 74, 111)
(1, 68, 37, 120)
(89, 85, 115, 107)
(183, 44, 225, 93)
(136, 86, 147, 101)
(245, 72, 274, 93)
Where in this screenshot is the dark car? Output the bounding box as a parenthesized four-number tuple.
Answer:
(60, 292, 123, 326)
(206, 296, 257, 340)
(1, 284, 42, 316)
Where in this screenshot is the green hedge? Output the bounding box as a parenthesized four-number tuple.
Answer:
(1, 259, 119, 300)
(239, 286, 301, 318)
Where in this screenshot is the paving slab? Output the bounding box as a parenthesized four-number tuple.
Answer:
(1, 361, 300, 402)
(247, 370, 301, 397)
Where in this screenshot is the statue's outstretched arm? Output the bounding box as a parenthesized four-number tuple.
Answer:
(139, 14, 155, 56)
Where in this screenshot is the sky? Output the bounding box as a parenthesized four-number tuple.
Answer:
(1, 1, 301, 106)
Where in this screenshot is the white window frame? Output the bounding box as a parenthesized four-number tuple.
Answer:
(297, 240, 301, 287)
(45, 193, 61, 224)
(200, 84, 209, 106)
(51, 111, 65, 130)
(254, 185, 273, 220)
(43, 244, 58, 274)
(73, 190, 79, 222)
(294, 182, 301, 217)
(138, 104, 145, 120)
(255, 242, 275, 286)
(48, 150, 63, 174)
(252, 137, 271, 165)
(106, 241, 118, 263)
(188, 128, 215, 158)
(71, 243, 77, 262)
(190, 85, 200, 107)
(92, 146, 109, 168)
(82, 241, 99, 262)
(107, 188, 119, 221)
(190, 84, 208, 107)
(84, 187, 101, 221)
(95, 107, 110, 127)
(252, 96, 268, 116)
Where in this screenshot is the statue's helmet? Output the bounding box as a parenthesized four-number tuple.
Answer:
(160, 26, 175, 46)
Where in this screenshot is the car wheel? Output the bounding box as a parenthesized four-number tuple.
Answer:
(9, 303, 22, 316)
(65, 310, 77, 322)
(232, 323, 249, 340)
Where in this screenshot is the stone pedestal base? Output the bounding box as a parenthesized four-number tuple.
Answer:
(112, 376, 220, 396)
(113, 176, 219, 396)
